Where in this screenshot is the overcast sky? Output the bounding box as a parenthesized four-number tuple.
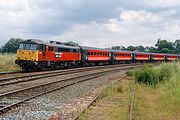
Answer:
(0, 0, 180, 48)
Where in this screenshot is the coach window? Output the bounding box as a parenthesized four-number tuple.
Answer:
(88, 52, 90, 55)
(66, 48, 69, 52)
(58, 48, 63, 52)
(69, 49, 72, 52)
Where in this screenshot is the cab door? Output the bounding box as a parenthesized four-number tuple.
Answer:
(42, 45, 46, 60)
(38, 44, 46, 61)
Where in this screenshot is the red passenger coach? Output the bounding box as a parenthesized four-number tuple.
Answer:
(135, 52, 150, 61)
(153, 54, 165, 61)
(115, 52, 132, 61)
(81, 46, 110, 66)
(167, 54, 178, 61)
(87, 50, 109, 61)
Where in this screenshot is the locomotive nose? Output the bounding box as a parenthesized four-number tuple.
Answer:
(16, 50, 37, 61)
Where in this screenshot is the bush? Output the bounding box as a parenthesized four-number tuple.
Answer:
(158, 64, 173, 82)
(134, 66, 159, 86)
(131, 62, 180, 86)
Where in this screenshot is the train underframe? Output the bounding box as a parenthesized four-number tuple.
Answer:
(15, 60, 81, 71)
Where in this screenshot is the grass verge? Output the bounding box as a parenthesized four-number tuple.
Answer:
(78, 78, 133, 120)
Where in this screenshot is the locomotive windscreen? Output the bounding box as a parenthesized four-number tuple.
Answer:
(19, 43, 37, 50)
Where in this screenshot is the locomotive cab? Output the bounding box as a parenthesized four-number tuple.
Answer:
(15, 39, 45, 71)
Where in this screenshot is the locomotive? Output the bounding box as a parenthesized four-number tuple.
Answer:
(15, 39, 180, 71)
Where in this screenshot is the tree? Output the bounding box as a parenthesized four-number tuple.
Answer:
(0, 47, 2, 53)
(174, 39, 180, 50)
(135, 45, 145, 52)
(111, 46, 126, 50)
(149, 46, 157, 52)
(161, 48, 169, 53)
(127, 46, 136, 51)
(155, 39, 175, 51)
(112, 46, 121, 50)
(2, 38, 23, 53)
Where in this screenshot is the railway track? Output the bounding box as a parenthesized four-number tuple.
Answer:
(0, 71, 21, 76)
(0, 71, 23, 79)
(0, 64, 142, 115)
(0, 63, 141, 86)
(0, 63, 143, 80)
(129, 87, 136, 120)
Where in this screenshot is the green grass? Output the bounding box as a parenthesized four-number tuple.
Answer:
(158, 70, 180, 114)
(132, 62, 180, 119)
(0, 53, 19, 72)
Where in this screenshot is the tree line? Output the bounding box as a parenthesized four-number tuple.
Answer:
(0, 38, 180, 54)
(111, 38, 180, 54)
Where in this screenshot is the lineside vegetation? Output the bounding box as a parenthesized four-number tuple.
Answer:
(0, 53, 19, 72)
(127, 62, 180, 119)
(127, 62, 179, 86)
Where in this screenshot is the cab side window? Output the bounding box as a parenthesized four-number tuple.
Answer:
(48, 47, 54, 51)
(38, 44, 44, 51)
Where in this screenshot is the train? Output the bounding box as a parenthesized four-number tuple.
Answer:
(15, 39, 180, 71)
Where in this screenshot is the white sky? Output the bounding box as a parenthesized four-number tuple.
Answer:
(0, 0, 180, 48)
